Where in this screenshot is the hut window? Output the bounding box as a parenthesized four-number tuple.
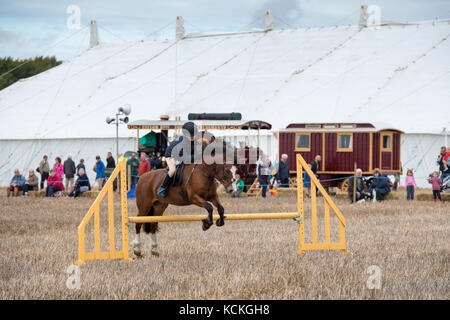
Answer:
(381, 133, 392, 151)
(305, 124, 321, 129)
(323, 124, 338, 129)
(337, 133, 353, 151)
(295, 133, 310, 151)
(340, 124, 355, 129)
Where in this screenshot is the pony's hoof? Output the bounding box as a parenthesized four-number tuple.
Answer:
(151, 250, 160, 257)
(202, 219, 213, 231)
(132, 241, 142, 257)
(133, 248, 142, 257)
(216, 218, 225, 227)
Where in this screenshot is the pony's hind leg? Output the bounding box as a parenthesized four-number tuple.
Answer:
(147, 201, 168, 256)
(132, 222, 143, 257)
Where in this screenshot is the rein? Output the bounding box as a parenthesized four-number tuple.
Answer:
(184, 163, 229, 191)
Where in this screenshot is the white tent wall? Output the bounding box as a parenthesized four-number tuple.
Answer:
(0, 133, 445, 188)
(401, 133, 447, 188)
(0, 138, 135, 187)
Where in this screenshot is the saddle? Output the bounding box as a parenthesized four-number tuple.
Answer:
(170, 163, 185, 187)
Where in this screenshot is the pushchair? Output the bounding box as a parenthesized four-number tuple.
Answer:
(441, 175, 450, 193)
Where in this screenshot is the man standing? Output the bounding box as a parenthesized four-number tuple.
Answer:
(94, 155, 105, 190)
(39, 155, 50, 190)
(63, 154, 76, 191)
(138, 152, 151, 180)
(76, 159, 85, 175)
(437, 146, 447, 180)
(127, 152, 140, 188)
(7, 169, 26, 197)
(106, 152, 116, 169)
(276, 154, 290, 188)
(310, 155, 321, 176)
(442, 146, 450, 181)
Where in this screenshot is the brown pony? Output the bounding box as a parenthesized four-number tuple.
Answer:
(132, 140, 234, 257)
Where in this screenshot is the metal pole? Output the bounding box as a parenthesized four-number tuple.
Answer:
(445, 127, 448, 147)
(353, 162, 357, 204)
(116, 113, 119, 163)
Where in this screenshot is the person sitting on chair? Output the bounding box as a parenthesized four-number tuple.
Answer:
(157, 122, 198, 198)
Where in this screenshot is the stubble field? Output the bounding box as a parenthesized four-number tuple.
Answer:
(0, 190, 448, 299)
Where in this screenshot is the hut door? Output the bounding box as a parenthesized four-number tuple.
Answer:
(380, 132, 393, 170)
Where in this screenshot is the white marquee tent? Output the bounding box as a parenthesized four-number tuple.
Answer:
(1, 13, 449, 187)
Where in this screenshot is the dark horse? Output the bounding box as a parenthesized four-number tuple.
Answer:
(132, 140, 234, 257)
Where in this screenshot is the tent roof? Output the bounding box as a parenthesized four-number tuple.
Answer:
(1, 19, 449, 140)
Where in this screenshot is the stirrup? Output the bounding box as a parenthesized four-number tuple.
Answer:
(157, 187, 168, 197)
(157, 174, 171, 198)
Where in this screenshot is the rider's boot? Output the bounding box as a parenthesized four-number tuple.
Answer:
(157, 173, 172, 198)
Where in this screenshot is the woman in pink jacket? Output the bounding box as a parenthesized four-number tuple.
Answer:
(53, 157, 64, 183)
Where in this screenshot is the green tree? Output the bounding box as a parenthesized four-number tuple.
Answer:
(0, 56, 62, 90)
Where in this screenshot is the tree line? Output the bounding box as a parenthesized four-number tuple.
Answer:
(0, 56, 62, 90)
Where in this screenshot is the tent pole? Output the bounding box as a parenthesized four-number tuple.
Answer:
(116, 113, 119, 164)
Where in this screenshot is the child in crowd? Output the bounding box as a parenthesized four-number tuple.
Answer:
(428, 171, 443, 203)
(231, 174, 244, 198)
(404, 169, 417, 200)
(303, 164, 311, 198)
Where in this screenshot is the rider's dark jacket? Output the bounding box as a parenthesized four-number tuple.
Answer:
(165, 136, 197, 163)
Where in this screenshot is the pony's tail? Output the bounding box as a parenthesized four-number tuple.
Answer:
(143, 206, 159, 234)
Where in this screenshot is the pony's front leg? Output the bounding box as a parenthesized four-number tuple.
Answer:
(191, 195, 214, 231)
(211, 195, 225, 227)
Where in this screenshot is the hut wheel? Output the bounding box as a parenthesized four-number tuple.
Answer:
(341, 178, 349, 192)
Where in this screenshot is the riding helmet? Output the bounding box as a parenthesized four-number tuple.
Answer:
(182, 121, 198, 137)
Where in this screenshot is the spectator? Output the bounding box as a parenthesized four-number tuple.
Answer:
(69, 168, 91, 198)
(231, 174, 244, 198)
(127, 152, 140, 188)
(38, 155, 50, 189)
(106, 152, 116, 169)
(257, 155, 272, 198)
(404, 169, 417, 201)
(53, 157, 64, 182)
(437, 146, 447, 180)
(105, 152, 117, 191)
(6, 169, 26, 197)
(63, 154, 76, 191)
(150, 153, 162, 170)
(310, 155, 321, 176)
(348, 169, 371, 203)
(276, 154, 290, 188)
(428, 171, 443, 203)
(138, 152, 151, 179)
(45, 169, 64, 197)
(76, 159, 85, 175)
(303, 164, 311, 198)
(368, 168, 391, 201)
(442, 146, 450, 180)
(155, 152, 163, 169)
(94, 155, 105, 190)
(23, 169, 39, 196)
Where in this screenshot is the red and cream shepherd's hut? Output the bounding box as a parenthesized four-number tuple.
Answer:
(278, 123, 403, 190)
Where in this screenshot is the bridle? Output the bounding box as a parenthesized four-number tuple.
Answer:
(186, 162, 232, 192)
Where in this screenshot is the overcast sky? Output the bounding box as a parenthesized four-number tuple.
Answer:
(1, 0, 449, 60)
